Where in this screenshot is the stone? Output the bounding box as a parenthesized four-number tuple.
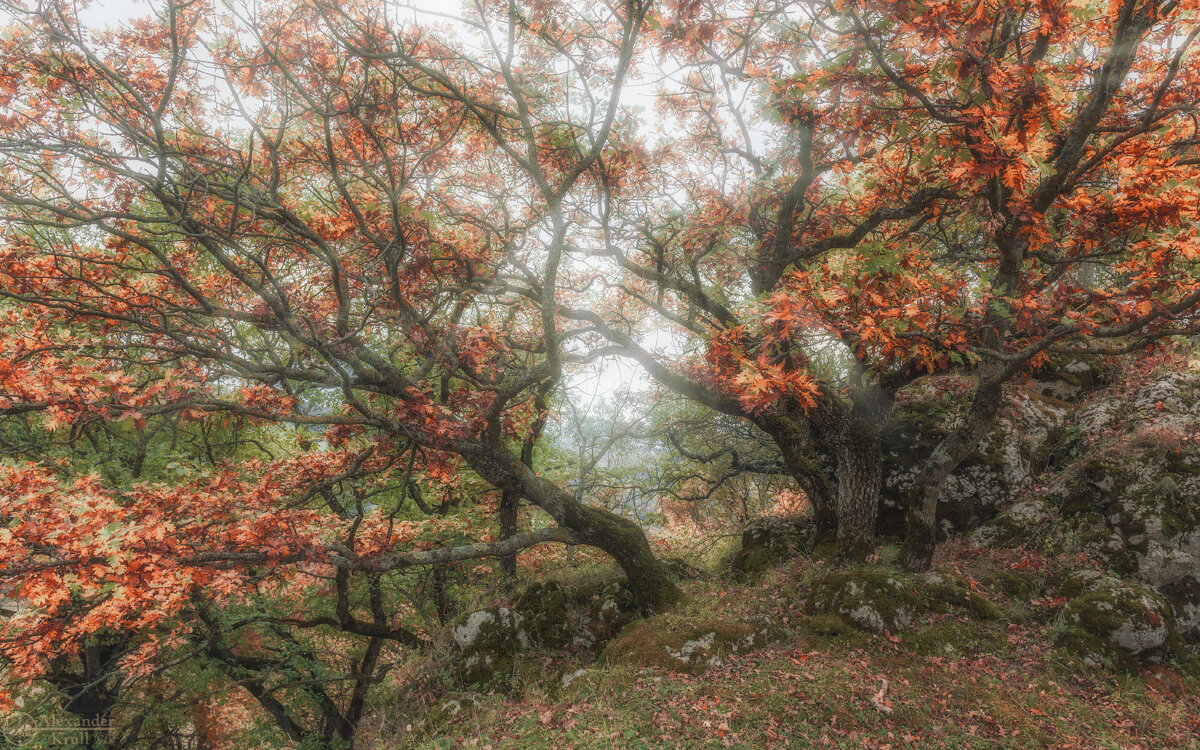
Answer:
(1054, 574, 1175, 668)
(728, 515, 815, 579)
(805, 567, 1004, 635)
(879, 377, 1068, 536)
(601, 614, 781, 674)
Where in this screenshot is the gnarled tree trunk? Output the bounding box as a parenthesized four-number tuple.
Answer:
(461, 440, 681, 614)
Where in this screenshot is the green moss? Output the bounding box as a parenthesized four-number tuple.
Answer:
(601, 614, 780, 675)
(924, 583, 1005, 621)
(900, 620, 1010, 658)
(1053, 577, 1175, 668)
(984, 570, 1038, 601)
(1055, 627, 1132, 671)
(660, 556, 703, 581)
(577, 505, 682, 614)
(452, 608, 530, 687)
(799, 613, 854, 638)
(513, 581, 570, 648)
(807, 568, 922, 634)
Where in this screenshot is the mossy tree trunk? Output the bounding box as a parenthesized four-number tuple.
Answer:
(498, 394, 547, 578)
(498, 488, 520, 577)
(761, 412, 837, 534)
(460, 440, 682, 614)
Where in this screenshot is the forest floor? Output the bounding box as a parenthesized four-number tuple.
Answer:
(383, 544, 1200, 750)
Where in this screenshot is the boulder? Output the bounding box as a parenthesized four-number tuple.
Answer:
(452, 607, 530, 686)
(805, 567, 1002, 635)
(806, 568, 920, 634)
(512, 581, 571, 648)
(570, 580, 638, 650)
(1054, 572, 1175, 668)
(451, 578, 642, 686)
(728, 515, 815, 579)
(601, 614, 780, 674)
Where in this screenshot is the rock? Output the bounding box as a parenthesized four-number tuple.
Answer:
(1160, 575, 1200, 640)
(1050, 446, 1200, 585)
(921, 571, 1004, 621)
(974, 365, 1200, 643)
(879, 377, 1068, 536)
(1030, 355, 1110, 401)
(601, 614, 780, 674)
(806, 567, 1004, 635)
(728, 516, 815, 579)
(451, 578, 644, 686)
(1054, 573, 1175, 668)
(806, 569, 921, 634)
(452, 607, 530, 686)
(569, 580, 638, 650)
(512, 581, 571, 648)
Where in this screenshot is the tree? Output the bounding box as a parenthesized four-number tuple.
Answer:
(0, 0, 680, 740)
(0, 0, 678, 601)
(571, 0, 1200, 567)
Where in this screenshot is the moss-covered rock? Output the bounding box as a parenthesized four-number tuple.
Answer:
(806, 569, 922, 634)
(1030, 355, 1110, 401)
(414, 693, 483, 732)
(569, 580, 638, 650)
(1055, 574, 1175, 668)
(513, 581, 571, 648)
(921, 571, 1004, 621)
(452, 607, 530, 686)
(1161, 574, 1200, 640)
(728, 516, 815, 579)
(977, 366, 1200, 642)
(451, 578, 641, 686)
(601, 614, 781, 674)
(798, 613, 855, 638)
(806, 567, 1005, 635)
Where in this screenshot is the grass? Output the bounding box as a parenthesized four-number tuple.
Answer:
(373, 555, 1200, 750)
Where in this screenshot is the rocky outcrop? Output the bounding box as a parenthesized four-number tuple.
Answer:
(977, 368, 1200, 645)
(879, 376, 1069, 535)
(971, 362, 1200, 665)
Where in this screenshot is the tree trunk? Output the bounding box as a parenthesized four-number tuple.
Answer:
(49, 641, 121, 750)
(832, 415, 882, 561)
(498, 487, 519, 577)
(759, 414, 837, 533)
(460, 441, 681, 614)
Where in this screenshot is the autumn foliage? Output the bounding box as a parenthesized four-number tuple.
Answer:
(0, 0, 1198, 744)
